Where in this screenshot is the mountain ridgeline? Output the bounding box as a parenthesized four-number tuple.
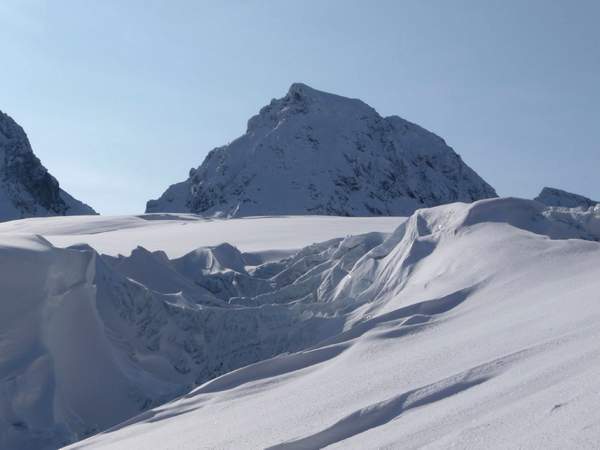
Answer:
(535, 186, 598, 209)
(147, 83, 497, 217)
(0, 111, 96, 221)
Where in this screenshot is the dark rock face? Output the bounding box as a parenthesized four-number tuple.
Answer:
(0, 111, 96, 221)
(147, 83, 496, 217)
(535, 187, 598, 209)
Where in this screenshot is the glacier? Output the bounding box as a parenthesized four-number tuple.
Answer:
(0, 198, 599, 448)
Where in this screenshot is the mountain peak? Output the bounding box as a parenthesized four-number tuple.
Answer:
(147, 85, 497, 217)
(287, 82, 317, 98)
(0, 110, 25, 142)
(535, 186, 598, 209)
(0, 110, 96, 221)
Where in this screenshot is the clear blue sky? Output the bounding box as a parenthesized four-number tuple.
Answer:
(1, 0, 598, 214)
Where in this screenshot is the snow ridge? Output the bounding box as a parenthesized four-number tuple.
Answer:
(0, 110, 96, 222)
(67, 198, 600, 449)
(1, 198, 599, 449)
(146, 83, 497, 217)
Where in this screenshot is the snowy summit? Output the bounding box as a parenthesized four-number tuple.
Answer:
(0, 111, 96, 221)
(147, 83, 497, 217)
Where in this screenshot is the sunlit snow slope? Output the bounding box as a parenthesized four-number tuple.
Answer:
(0, 214, 401, 258)
(0, 214, 400, 449)
(0, 200, 599, 449)
(63, 198, 600, 450)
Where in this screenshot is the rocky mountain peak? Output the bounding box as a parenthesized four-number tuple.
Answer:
(147, 83, 497, 217)
(0, 110, 96, 221)
(535, 186, 598, 209)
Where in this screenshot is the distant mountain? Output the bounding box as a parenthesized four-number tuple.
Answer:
(0, 111, 95, 221)
(535, 186, 598, 209)
(147, 83, 496, 217)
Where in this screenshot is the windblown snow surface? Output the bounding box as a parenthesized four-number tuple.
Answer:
(0, 214, 401, 259)
(0, 199, 599, 449)
(0, 214, 399, 449)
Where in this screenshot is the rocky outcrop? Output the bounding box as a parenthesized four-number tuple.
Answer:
(0, 110, 96, 221)
(534, 186, 598, 209)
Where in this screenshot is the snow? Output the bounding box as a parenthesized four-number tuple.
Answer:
(0, 213, 400, 449)
(70, 198, 600, 449)
(0, 198, 599, 449)
(0, 213, 402, 258)
(146, 83, 496, 217)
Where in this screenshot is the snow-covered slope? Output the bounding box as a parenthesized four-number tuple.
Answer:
(1, 199, 599, 449)
(535, 186, 598, 209)
(146, 83, 496, 217)
(0, 214, 399, 449)
(64, 198, 600, 449)
(0, 111, 95, 222)
(0, 213, 402, 258)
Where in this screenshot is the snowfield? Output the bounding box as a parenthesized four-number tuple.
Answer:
(0, 214, 402, 258)
(0, 199, 599, 449)
(0, 214, 400, 449)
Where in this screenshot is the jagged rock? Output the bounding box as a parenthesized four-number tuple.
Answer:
(534, 186, 598, 209)
(0, 110, 96, 221)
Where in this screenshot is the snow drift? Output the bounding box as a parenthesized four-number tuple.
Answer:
(146, 83, 496, 217)
(0, 213, 401, 259)
(76, 198, 600, 449)
(0, 217, 396, 449)
(1, 198, 599, 449)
